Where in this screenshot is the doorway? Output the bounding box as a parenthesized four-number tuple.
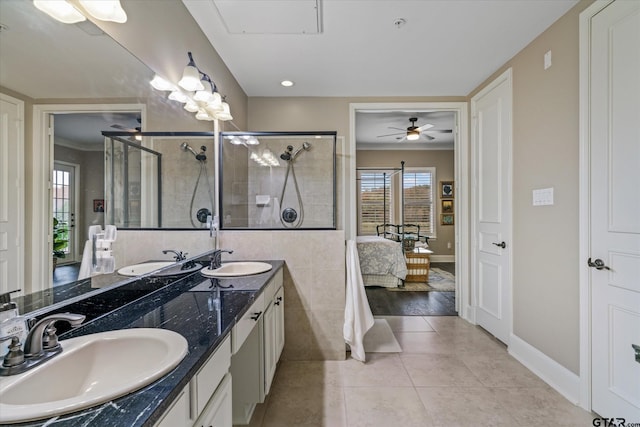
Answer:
(349, 102, 469, 318)
(30, 103, 145, 293)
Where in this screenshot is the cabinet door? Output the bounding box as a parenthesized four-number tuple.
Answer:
(154, 385, 190, 427)
(194, 373, 232, 427)
(263, 301, 277, 396)
(274, 286, 285, 360)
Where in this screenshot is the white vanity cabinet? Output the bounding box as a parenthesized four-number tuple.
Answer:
(231, 269, 284, 425)
(155, 335, 232, 427)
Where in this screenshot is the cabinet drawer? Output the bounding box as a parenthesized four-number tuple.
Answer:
(154, 385, 189, 427)
(232, 293, 265, 354)
(194, 335, 231, 416)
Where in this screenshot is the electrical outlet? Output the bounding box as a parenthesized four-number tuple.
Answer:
(447, 241, 452, 249)
(544, 50, 552, 70)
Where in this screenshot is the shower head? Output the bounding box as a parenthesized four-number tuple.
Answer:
(292, 142, 312, 160)
(181, 142, 207, 161)
(181, 142, 198, 157)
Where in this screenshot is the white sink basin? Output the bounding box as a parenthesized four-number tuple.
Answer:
(118, 261, 200, 277)
(118, 261, 175, 276)
(0, 328, 188, 423)
(200, 261, 272, 277)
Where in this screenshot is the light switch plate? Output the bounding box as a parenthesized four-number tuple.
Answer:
(533, 188, 554, 206)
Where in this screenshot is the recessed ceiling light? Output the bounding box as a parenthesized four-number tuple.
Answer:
(280, 80, 294, 87)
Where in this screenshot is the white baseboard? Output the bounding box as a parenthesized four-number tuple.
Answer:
(431, 255, 455, 263)
(508, 333, 581, 405)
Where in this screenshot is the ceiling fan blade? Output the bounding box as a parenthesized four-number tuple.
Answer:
(424, 129, 453, 134)
(387, 126, 406, 131)
(111, 124, 135, 131)
(416, 123, 434, 132)
(377, 131, 405, 138)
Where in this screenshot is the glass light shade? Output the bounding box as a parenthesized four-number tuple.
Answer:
(168, 90, 188, 103)
(206, 92, 223, 111)
(78, 0, 127, 23)
(406, 130, 420, 140)
(150, 75, 175, 91)
(178, 65, 204, 92)
(214, 102, 233, 121)
(184, 99, 199, 113)
(193, 87, 213, 103)
(230, 137, 243, 145)
(195, 109, 210, 121)
(33, 0, 86, 24)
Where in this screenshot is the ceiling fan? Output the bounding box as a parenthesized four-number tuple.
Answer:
(377, 117, 452, 142)
(110, 117, 142, 140)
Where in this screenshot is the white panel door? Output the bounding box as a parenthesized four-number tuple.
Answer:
(472, 69, 512, 345)
(0, 94, 24, 294)
(590, 0, 640, 419)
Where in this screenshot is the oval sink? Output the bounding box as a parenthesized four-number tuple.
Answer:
(118, 261, 200, 277)
(200, 261, 272, 277)
(118, 261, 175, 276)
(0, 328, 188, 423)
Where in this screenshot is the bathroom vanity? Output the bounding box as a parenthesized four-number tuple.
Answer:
(2, 253, 284, 426)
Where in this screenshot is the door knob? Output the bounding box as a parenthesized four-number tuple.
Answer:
(587, 258, 611, 270)
(492, 241, 506, 249)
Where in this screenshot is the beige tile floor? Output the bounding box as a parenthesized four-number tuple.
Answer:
(245, 316, 595, 427)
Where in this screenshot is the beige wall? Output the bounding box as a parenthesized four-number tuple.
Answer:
(356, 150, 455, 257)
(468, 0, 594, 374)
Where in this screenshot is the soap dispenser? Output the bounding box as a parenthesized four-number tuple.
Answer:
(0, 292, 29, 356)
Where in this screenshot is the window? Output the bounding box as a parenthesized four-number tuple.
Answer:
(357, 171, 393, 235)
(403, 168, 435, 237)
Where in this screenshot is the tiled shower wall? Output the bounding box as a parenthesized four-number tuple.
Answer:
(114, 229, 346, 361)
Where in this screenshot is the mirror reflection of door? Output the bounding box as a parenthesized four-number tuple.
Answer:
(52, 162, 77, 265)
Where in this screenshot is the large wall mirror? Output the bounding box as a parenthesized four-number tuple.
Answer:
(0, 1, 216, 299)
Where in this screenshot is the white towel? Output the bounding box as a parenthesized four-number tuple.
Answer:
(344, 240, 375, 362)
(77, 240, 93, 280)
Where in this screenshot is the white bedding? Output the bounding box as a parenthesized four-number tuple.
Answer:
(355, 236, 407, 287)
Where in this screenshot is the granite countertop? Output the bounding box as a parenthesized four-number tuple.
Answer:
(10, 260, 284, 427)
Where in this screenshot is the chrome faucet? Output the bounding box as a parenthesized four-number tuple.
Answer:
(162, 249, 187, 261)
(1, 313, 85, 376)
(23, 313, 86, 357)
(209, 249, 233, 269)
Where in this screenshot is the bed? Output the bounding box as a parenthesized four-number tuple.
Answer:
(355, 236, 407, 287)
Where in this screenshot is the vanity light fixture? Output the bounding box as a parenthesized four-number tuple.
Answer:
(150, 52, 233, 121)
(33, 0, 127, 24)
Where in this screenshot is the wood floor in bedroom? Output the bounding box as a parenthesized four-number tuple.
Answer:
(365, 262, 457, 316)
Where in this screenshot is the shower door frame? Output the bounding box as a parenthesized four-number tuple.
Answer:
(218, 131, 338, 231)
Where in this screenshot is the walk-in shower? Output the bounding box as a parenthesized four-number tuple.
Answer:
(220, 131, 337, 230)
(181, 142, 215, 228)
(279, 142, 311, 228)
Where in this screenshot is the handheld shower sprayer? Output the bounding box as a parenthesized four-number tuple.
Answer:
(181, 142, 207, 161)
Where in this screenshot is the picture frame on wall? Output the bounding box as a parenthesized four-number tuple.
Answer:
(441, 199, 454, 213)
(441, 181, 454, 199)
(93, 199, 104, 213)
(441, 213, 454, 225)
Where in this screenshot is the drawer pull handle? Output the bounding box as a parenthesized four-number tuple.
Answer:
(275, 296, 283, 305)
(251, 311, 262, 321)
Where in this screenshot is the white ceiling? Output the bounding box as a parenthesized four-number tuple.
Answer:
(184, 0, 578, 97)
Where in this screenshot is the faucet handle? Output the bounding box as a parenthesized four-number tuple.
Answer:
(1, 336, 25, 367)
(42, 325, 60, 351)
